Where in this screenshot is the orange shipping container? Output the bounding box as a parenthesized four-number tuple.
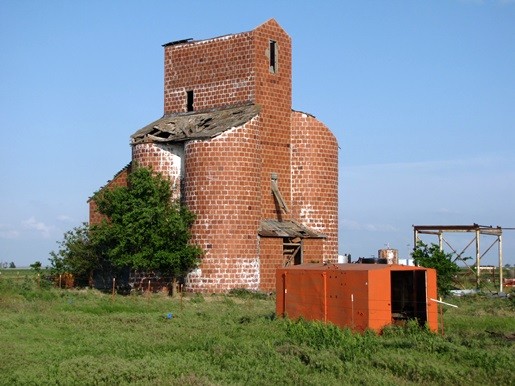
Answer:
(276, 263, 438, 333)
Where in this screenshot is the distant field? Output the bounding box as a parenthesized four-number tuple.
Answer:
(0, 277, 513, 385)
(0, 268, 35, 279)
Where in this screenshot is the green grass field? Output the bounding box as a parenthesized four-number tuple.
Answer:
(0, 268, 34, 278)
(0, 273, 513, 385)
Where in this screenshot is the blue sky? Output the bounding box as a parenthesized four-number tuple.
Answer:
(1, 0, 514, 267)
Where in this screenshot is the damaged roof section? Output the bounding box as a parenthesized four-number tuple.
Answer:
(259, 220, 325, 239)
(131, 104, 260, 145)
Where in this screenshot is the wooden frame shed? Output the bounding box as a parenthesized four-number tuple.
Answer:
(276, 263, 438, 332)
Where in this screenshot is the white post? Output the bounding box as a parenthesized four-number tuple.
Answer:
(475, 229, 480, 289)
(499, 235, 503, 293)
(351, 294, 354, 328)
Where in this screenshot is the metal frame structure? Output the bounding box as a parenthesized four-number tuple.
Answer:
(413, 224, 503, 292)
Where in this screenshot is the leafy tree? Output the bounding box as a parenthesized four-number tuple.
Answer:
(91, 167, 202, 279)
(49, 223, 102, 284)
(9, 262, 16, 269)
(412, 241, 460, 296)
(30, 261, 42, 272)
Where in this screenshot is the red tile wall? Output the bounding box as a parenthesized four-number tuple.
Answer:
(252, 20, 292, 220)
(164, 33, 254, 113)
(184, 119, 262, 292)
(164, 20, 292, 221)
(88, 166, 131, 225)
(301, 238, 325, 265)
(132, 142, 183, 199)
(291, 111, 339, 263)
(259, 237, 284, 292)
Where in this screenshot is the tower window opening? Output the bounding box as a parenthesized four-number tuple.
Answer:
(186, 90, 194, 112)
(269, 40, 277, 73)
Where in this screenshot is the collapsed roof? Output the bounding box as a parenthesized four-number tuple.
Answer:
(259, 220, 325, 239)
(131, 104, 260, 145)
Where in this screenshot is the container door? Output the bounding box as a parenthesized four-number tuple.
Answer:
(391, 270, 428, 326)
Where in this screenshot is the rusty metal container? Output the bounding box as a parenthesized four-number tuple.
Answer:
(378, 248, 399, 264)
(276, 263, 438, 332)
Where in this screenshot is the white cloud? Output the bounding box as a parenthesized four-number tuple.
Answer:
(57, 214, 73, 222)
(0, 224, 20, 239)
(22, 217, 53, 238)
(343, 219, 398, 232)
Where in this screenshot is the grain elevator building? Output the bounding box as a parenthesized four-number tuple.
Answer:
(90, 19, 339, 292)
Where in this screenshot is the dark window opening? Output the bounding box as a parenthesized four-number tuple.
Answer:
(283, 237, 302, 266)
(391, 270, 428, 327)
(269, 40, 277, 73)
(186, 90, 194, 112)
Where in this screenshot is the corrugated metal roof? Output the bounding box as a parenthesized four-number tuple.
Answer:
(131, 104, 260, 145)
(258, 220, 325, 238)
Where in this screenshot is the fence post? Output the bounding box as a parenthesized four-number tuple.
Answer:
(180, 283, 183, 310)
(172, 278, 177, 298)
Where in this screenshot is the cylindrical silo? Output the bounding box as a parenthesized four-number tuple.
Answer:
(183, 120, 262, 292)
(132, 142, 184, 200)
(291, 111, 339, 262)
